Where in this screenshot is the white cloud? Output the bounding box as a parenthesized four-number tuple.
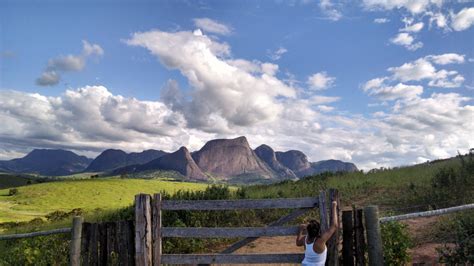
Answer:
(193, 18, 232, 35)
(362, 0, 441, 14)
(390, 32, 423, 51)
(82, 40, 104, 56)
(267, 47, 288, 61)
(319, 0, 343, 21)
(386, 54, 466, 88)
(427, 53, 465, 65)
(125, 29, 295, 131)
(451, 7, 474, 31)
(36, 71, 60, 86)
(401, 21, 424, 32)
(307, 72, 336, 90)
(36, 40, 104, 86)
(374, 18, 390, 23)
(428, 12, 448, 29)
(365, 82, 424, 101)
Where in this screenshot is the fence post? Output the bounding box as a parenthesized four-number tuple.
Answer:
(328, 189, 340, 266)
(135, 194, 152, 266)
(364, 206, 383, 266)
(152, 194, 162, 266)
(69, 216, 83, 266)
(342, 210, 354, 266)
(353, 208, 366, 266)
(319, 191, 329, 233)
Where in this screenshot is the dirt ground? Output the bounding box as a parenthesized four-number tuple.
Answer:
(217, 216, 448, 265)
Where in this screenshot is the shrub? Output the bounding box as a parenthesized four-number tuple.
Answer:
(381, 221, 412, 265)
(8, 188, 18, 196)
(437, 212, 474, 264)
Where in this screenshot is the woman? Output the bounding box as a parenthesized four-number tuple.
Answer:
(296, 201, 338, 266)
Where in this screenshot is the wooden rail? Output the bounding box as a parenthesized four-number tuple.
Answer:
(162, 197, 319, 210)
(161, 253, 305, 264)
(162, 226, 299, 238)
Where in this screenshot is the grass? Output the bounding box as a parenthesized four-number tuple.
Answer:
(245, 157, 463, 213)
(0, 177, 210, 223)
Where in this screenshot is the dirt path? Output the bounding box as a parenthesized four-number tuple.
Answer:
(220, 216, 448, 264)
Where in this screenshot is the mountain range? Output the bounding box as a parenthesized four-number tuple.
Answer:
(0, 136, 358, 182)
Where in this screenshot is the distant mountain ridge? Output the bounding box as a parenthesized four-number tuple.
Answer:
(85, 149, 167, 172)
(0, 136, 358, 182)
(0, 149, 92, 176)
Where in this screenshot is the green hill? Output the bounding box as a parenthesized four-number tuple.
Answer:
(0, 178, 210, 223)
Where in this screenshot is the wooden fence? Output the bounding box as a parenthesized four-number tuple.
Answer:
(2, 189, 472, 265)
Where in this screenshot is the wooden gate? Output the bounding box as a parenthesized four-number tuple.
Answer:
(79, 189, 341, 265)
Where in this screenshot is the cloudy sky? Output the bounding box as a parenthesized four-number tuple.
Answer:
(0, 0, 473, 170)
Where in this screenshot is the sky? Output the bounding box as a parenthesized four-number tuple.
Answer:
(0, 0, 473, 170)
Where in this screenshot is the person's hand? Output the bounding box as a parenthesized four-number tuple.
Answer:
(299, 224, 307, 231)
(331, 201, 337, 209)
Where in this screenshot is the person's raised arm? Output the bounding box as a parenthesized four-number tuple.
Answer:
(314, 201, 338, 251)
(296, 223, 306, 246)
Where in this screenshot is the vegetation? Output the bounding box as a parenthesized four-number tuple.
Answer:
(0, 178, 210, 223)
(436, 211, 474, 264)
(0, 152, 472, 264)
(381, 221, 412, 265)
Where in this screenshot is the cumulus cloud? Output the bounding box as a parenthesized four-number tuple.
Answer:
(0, 86, 195, 153)
(36, 40, 104, 86)
(3, 27, 472, 172)
(386, 54, 466, 88)
(390, 32, 423, 51)
(307, 72, 336, 90)
(125, 29, 295, 132)
(451, 7, 474, 31)
(267, 47, 288, 61)
(319, 0, 343, 21)
(193, 18, 232, 35)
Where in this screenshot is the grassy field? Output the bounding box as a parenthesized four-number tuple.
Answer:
(0, 178, 210, 223)
(245, 157, 465, 213)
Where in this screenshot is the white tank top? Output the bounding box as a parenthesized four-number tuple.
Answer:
(302, 236, 327, 266)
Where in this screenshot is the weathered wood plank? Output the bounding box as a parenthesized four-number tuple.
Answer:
(152, 194, 162, 266)
(117, 220, 134, 266)
(162, 197, 318, 210)
(135, 194, 152, 266)
(89, 223, 99, 266)
(69, 216, 83, 266)
(161, 253, 305, 264)
(364, 206, 384, 266)
(221, 207, 312, 254)
(81, 223, 91, 266)
(342, 210, 354, 266)
(106, 222, 117, 264)
(353, 208, 366, 266)
(162, 226, 299, 238)
(98, 223, 107, 266)
(328, 189, 340, 266)
(319, 191, 329, 233)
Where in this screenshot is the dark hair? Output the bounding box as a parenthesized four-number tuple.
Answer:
(307, 219, 321, 239)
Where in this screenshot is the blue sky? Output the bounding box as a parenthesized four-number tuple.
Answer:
(0, 0, 473, 169)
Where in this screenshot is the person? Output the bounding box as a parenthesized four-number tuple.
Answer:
(296, 201, 338, 266)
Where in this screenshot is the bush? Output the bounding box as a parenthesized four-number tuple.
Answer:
(381, 221, 412, 265)
(8, 188, 18, 196)
(437, 212, 474, 264)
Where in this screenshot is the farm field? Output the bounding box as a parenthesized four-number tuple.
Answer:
(0, 178, 210, 223)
